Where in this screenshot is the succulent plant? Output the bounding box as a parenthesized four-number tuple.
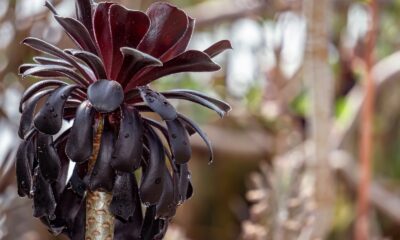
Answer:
(16, 0, 231, 239)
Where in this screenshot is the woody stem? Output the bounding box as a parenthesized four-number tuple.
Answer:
(85, 116, 115, 240)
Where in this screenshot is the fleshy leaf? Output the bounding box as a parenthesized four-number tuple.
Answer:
(34, 56, 72, 68)
(111, 106, 143, 172)
(75, 0, 95, 36)
(117, 47, 162, 87)
(178, 163, 192, 201)
(37, 133, 61, 181)
(138, 2, 188, 58)
(16, 140, 34, 197)
(20, 80, 66, 112)
(204, 40, 232, 58)
(162, 89, 231, 117)
(137, 50, 221, 86)
(32, 167, 57, 218)
(178, 113, 214, 163)
(109, 4, 150, 79)
(110, 172, 138, 221)
(89, 127, 116, 192)
(160, 17, 195, 62)
(19, 89, 53, 139)
(87, 80, 124, 113)
(141, 206, 166, 240)
(65, 101, 94, 163)
(54, 15, 98, 53)
(140, 127, 166, 205)
(166, 119, 191, 164)
(66, 49, 107, 79)
(114, 203, 143, 239)
(22, 37, 93, 82)
(93, 2, 113, 77)
(34, 84, 78, 135)
(139, 86, 177, 120)
(156, 169, 177, 219)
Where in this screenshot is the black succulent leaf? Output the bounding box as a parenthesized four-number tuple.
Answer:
(17, 0, 231, 238)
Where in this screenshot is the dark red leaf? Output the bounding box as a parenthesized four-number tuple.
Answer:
(138, 2, 188, 58)
(117, 47, 162, 87)
(160, 17, 195, 62)
(75, 0, 95, 37)
(22, 65, 90, 87)
(93, 2, 113, 77)
(34, 56, 72, 68)
(109, 4, 150, 79)
(22, 37, 93, 82)
(65, 49, 107, 79)
(137, 50, 220, 86)
(54, 16, 98, 54)
(204, 40, 232, 58)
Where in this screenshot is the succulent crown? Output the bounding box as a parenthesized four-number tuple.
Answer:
(16, 0, 231, 239)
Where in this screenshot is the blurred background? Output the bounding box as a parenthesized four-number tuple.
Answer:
(1, 0, 400, 239)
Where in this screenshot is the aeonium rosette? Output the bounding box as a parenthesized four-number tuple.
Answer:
(16, 0, 231, 239)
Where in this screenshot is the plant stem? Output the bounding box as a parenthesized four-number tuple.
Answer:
(85, 117, 115, 240)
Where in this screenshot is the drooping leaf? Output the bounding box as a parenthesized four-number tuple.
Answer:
(19, 89, 53, 139)
(110, 172, 138, 221)
(138, 2, 188, 58)
(69, 165, 87, 197)
(140, 127, 166, 205)
(111, 106, 143, 172)
(117, 47, 162, 87)
(68, 201, 86, 240)
(178, 113, 214, 163)
(87, 79, 124, 113)
(20, 80, 66, 112)
(114, 202, 143, 239)
(161, 89, 231, 117)
(89, 127, 116, 192)
(139, 86, 177, 120)
(156, 169, 177, 219)
(34, 84, 78, 135)
(204, 40, 232, 58)
(109, 4, 150, 79)
(177, 163, 192, 201)
(54, 187, 84, 233)
(137, 50, 220, 85)
(32, 167, 57, 218)
(140, 206, 165, 240)
(166, 119, 191, 164)
(16, 140, 34, 197)
(65, 101, 95, 163)
(37, 133, 61, 181)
